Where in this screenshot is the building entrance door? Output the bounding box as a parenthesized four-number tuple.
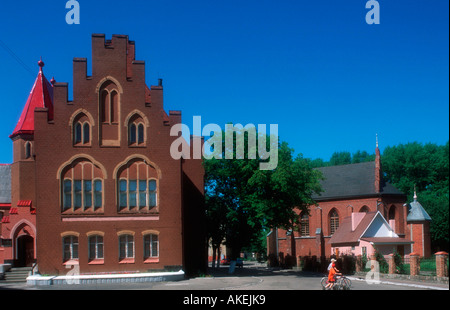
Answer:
(17, 235, 34, 267)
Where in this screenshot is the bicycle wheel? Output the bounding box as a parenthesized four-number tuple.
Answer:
(335, 278, 343, 290)
(342, 277, 352, 290)
(320, 277, 327, 290)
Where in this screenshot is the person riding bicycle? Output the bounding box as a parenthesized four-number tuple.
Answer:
(325, 263, 341, 290)
(327, 258, 336, 271)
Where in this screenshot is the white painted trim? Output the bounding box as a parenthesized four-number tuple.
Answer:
(62, 216, 159, 222)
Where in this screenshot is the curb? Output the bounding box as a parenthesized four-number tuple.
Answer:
(27, 270, 185, 286)
(347, 276, 449, 290)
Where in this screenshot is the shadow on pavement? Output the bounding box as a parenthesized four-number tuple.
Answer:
(206, 262, 325, 279)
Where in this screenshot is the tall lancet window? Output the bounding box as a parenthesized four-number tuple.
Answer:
(99, 80, 121, 146)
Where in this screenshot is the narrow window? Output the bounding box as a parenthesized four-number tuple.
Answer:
(139, 180, 147, 209)
(84, 180, 92, 208)
(300, 213, 309, 236)
(110, 91, 118, 123)
(151, 235, 159, 257)
(83, 123, 90, 144)
(138, 123, 144, 144)
(63, 180, 72, 210)
(74, 180, 82, 209)
(129, 124, 137, 144)
(101, 90, 109, 123)
(75, 123, 82, 144)
(149, 180, 157, 208)
(119, 179, 127, 208)
(389, 205, 396, 220)
(25, 142, 32, 159)
(94, 180, 102, 209)
(128, 180, 137, 208)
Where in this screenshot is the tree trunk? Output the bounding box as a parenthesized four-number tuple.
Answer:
(217, 247, 221, 267)
(212, 245, 217, 269)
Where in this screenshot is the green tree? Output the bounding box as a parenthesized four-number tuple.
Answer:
(352, 150, 375, 164)
(329, 151, 352, 166)
(204, 127, 322, 261)
(308, 157, 328, 168)
(309, 150, 375, 168)
(382, 141, 449, 251)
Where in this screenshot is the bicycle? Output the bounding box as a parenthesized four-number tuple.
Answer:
(336, 275, 352, 290)
(321, 275, 352, 290)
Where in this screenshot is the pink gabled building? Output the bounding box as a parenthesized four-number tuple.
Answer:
(329, 211, 412, 258)
(329, 189, 432, 258)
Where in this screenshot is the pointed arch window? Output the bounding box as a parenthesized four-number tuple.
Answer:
(101, 89, 119, 125)
(99, 80, 121, 145)
(119, 178, 158, 211)
(128, 115, 146, 146)
(299, 212, 310, 236)
(73, 114, 91, 146)
(116, 159, 159, 213)
(388, 205, 396, 220)
(360, 205, 370, 213)
(61, 159, 104, 213)
(329, 209, 339, 235)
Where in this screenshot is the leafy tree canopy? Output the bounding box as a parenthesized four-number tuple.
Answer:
(382, 141, 449, 251)
(204, 128, 322, 259)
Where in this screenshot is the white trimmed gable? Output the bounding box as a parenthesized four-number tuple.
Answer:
(361, 211, 398, 238)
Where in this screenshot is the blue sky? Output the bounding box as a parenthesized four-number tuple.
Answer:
(0, 0, 448, 164)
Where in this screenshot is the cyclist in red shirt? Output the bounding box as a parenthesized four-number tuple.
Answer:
(325, 263, 341, 290)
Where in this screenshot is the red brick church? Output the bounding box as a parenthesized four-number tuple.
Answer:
(267, 142, 432, 263)
(0, 34, 206, 277)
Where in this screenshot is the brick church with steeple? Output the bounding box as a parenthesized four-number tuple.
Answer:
(267, 138, 432, 263)
(0, 34, 206, 277)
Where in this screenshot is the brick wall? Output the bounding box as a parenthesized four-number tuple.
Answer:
(274, 196, 407, 259)
(436, 252, 448, 278)
(32, 34, 200, 276)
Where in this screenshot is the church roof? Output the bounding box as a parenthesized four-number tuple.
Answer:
(407, 193, 432, 222)
(328, 211, 378, 246)
(10, 59, 54, 139)
(312, 161, 404, 201)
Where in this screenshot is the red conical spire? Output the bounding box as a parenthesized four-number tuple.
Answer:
(10, 58, 54, 139)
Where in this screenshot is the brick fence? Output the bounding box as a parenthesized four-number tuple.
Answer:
(385, 251, 448, 283)
(298, 251, 449, 283)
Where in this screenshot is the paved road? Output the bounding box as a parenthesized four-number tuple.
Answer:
(0, 264, 448, 291)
